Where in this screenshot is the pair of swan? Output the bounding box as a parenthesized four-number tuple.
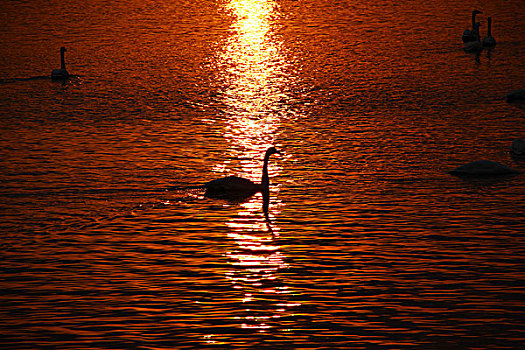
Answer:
(462, 10, 496, 52)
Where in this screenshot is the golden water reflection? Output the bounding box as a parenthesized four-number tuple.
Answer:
(212, 0, 288, 212)
(211, 0, 297, 335)
(212, 0, 290, 172)
(225, 194, 292, 332)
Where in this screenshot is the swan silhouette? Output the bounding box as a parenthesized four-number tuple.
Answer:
(51, 47, 69, 80)
(510, 139, 525, 156)
(505, 89, 525, 103)
(205, 147, 281, 199)
(462, 10, 483, 43)
(482, 17, 496, 48)
(448, 160, 521, 176)
(464, 22, 483, 53)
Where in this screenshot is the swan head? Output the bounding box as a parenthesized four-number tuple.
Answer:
(472, 9, 482, 15)
(266, 146, 281, 157)
(60, 47, 67, 53)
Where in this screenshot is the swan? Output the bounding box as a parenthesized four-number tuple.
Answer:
(510, 139, 525, 156)
(482, 17, 496, 48)
(204, 147, 281, 199)
(463, 22, 483, 53)
(51, 47, 69, 80)
(505, 89, 525, 102)
(448, 160, 521, 176)
(462, 10, 483, 43)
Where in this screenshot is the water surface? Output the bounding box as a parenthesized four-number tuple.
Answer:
(1, 0, 524, 349)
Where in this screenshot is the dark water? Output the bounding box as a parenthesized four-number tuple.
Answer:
(1, 0, 524, 349)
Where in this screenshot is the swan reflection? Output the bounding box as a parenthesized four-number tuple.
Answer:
(224, 197, 295, 332)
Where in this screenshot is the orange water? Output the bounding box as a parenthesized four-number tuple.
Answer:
(1, 0, 524, 348)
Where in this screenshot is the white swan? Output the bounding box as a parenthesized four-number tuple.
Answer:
(51, 47, 69, 80)
(482, 17, 496, 48)
(204, 147, 281, 199)
(464, 23, 483, 53)
(462, 10, 483, 43)
(448, 160, 521, 176)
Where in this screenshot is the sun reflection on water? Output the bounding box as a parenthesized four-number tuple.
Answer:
(205, 0, 299, 336)
(212, 0, 290, 170)
(224, 194, 291, 333)
(211, 0, 288, 216)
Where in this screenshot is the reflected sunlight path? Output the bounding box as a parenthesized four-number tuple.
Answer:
(203, 0, 300, 339)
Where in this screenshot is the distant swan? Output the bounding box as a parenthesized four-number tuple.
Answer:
(448, 160, 521, 176)
(482, 17, 496, 48)
(505, 89, 525, 103)
(204, 147, 281, 199)
(51, 47, 69, 80)
(510, 139, 525, 156)
(463, 22, 483, 53)
(462, 10, 483, 43)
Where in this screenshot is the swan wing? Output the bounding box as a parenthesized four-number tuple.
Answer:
(205, 176, 260, 198)
(51, 68, 69, 79)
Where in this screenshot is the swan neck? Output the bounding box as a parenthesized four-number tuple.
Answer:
(487, 18, 492, 36)
(61, 50, 66, 70)
(261, 153, 270, 188)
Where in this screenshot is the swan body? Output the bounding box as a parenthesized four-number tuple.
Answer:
(448, 160, 521, 176)
(204, 147, 280, 199)
(462, 29, 475, 43)
(505, 89, 525, 102)
(462, 10, 483, 43)
(510, 139, 525, 156)
(464, 23, 482, 52)
(205, 175, 262, 197)
(51, 47, 69, 80)
(482, 17, 496, 48)
(464, 40, 482, 53)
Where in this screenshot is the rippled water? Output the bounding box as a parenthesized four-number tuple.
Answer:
(1, 0, 524, 349)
